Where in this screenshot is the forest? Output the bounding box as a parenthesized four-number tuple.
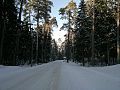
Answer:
(0, 0, 120, 66)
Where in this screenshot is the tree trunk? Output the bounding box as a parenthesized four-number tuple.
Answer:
(91, 0, 95, 65)
(117, 0, 120, 64)
(107, 41, 110, 65)
(19, 0, 24, 21)
(36, 31, 38, 64)
(16, 0, 24, 65)
(0, 0, 5, 64)
(36, 9, 39, 64)
(0, 16, 5, 65)
(67, 10, 71, 63)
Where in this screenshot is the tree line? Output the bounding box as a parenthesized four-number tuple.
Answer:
(0, 0, 59, 66)
(59, 0, 120, 66)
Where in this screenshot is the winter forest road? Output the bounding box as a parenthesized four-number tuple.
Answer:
(0, 61, 61, 90)
(0, 60, 120, 90)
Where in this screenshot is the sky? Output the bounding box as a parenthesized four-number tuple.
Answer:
(51, 0, 80, 45)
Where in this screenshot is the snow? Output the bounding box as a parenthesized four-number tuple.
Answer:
(0, 60, 120, 90)
(58, 62, 120, 90)
(89, 65, 120, 78)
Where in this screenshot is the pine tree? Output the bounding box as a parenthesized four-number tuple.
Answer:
(0, 0, 17, 65)
(85, 0, 117, 65)
(59, 0, 77, 62)
(74, 0, 92, 65)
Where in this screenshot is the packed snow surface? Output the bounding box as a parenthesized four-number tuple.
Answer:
(0, 60, 120, 90)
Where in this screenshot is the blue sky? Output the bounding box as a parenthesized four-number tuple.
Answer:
(51, 0, 80, 45)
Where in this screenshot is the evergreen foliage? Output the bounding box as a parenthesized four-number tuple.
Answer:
(0, 0, 58, 66)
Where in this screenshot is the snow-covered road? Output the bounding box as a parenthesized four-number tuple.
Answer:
(0, 60, 120, 90)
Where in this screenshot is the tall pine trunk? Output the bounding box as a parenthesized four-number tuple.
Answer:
(0, 0, 5, 64)
(91, 0, 95, 65)
(16, 0, 24, 64)
(36, 9, 39, 64)
(67, 10, 71, 63)
(117, 0, 120, 64)
(19, 0, 24, 21)
(0, 0, 6, 64)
